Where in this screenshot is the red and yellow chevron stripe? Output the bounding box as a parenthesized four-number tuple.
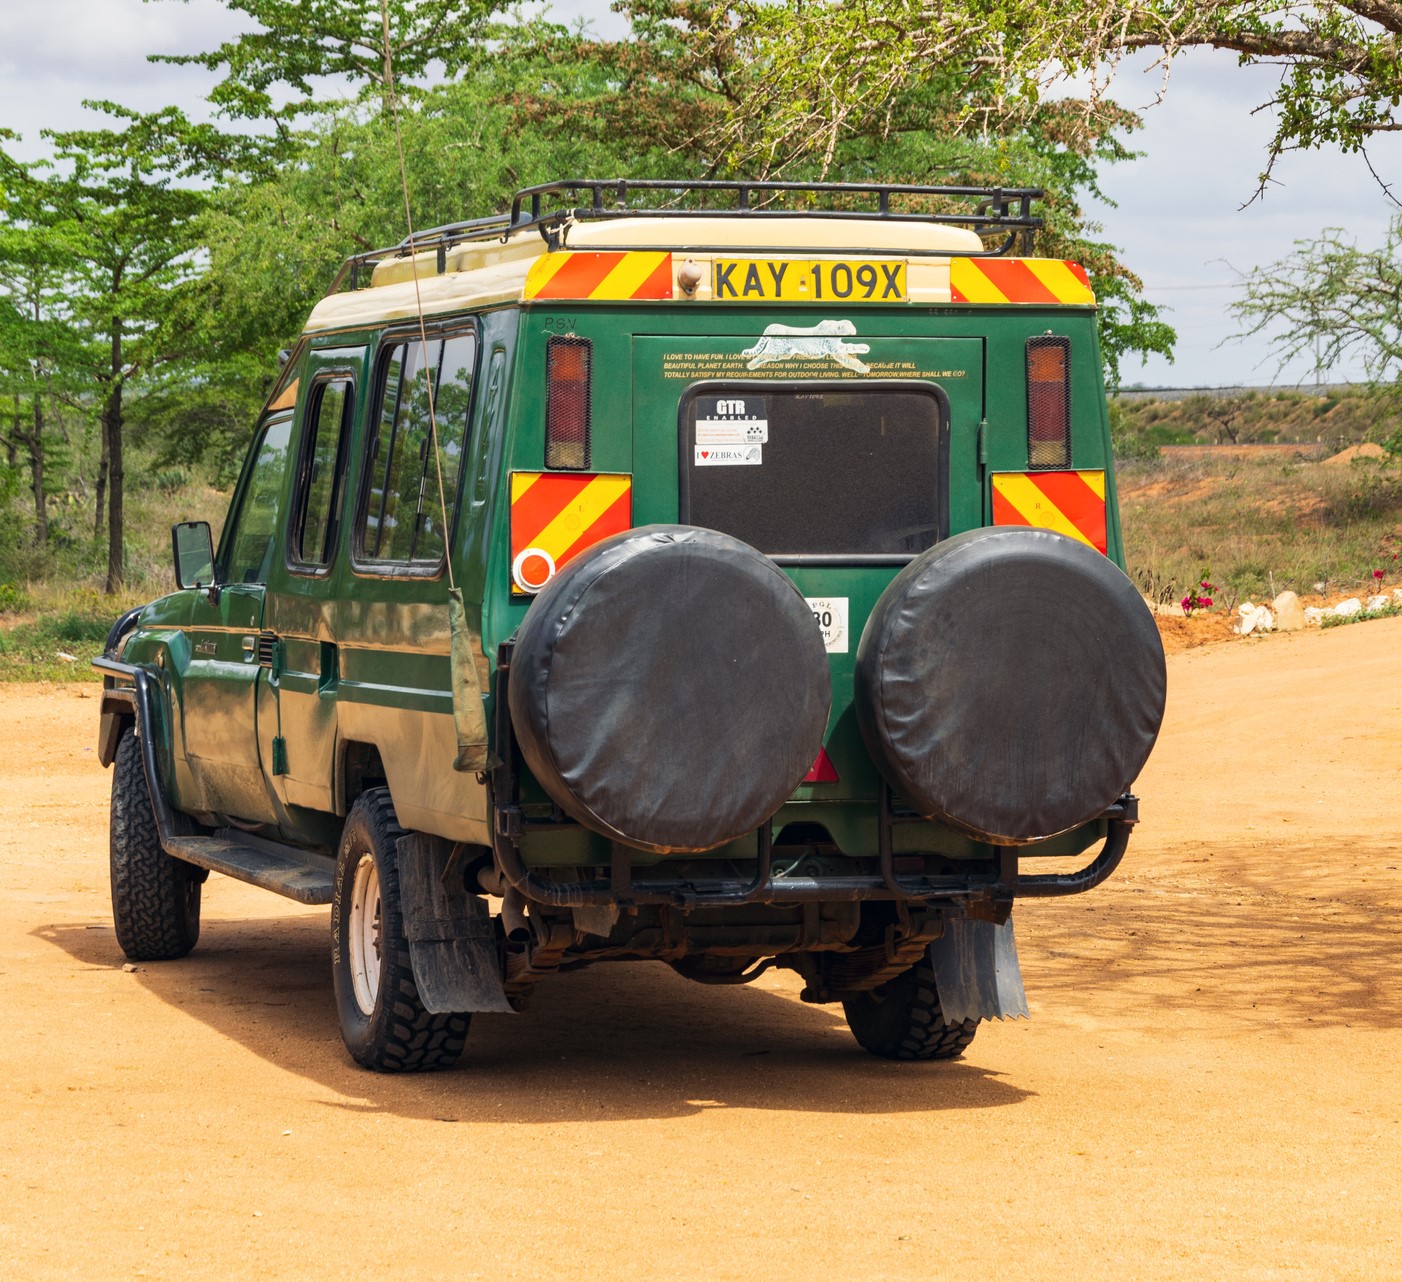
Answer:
(950, 258, 1095, 305)
(991, 470, 1107, 554)
(524, 251, 674, 302)
(510, 472, 633, 593)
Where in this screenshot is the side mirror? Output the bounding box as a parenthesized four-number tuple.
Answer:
(172, 521, 217, 593)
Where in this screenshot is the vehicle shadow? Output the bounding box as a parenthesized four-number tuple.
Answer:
(38, 915, 1034, 1124)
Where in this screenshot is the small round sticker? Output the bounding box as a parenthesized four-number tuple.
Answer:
(512, 547, 557, 594)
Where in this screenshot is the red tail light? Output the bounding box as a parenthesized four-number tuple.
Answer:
(1026, 336, 1070, 468)
(546, 337, 591, 469)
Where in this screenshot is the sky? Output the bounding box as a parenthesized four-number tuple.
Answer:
(1, 0, 1398, 388)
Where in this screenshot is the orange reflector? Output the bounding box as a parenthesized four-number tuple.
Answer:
(510, 471, 633, 594)
(991, 470, 1108, 554)
(804, 748, 840, 784)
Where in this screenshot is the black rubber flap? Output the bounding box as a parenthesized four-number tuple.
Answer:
(854, 527, 1166, 845)
(509, 525, 831, 855)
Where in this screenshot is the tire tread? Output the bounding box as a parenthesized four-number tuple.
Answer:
(110, 731, 200, 961)
(842, 956, 979, 1062)
(332, 789, 468, 1073)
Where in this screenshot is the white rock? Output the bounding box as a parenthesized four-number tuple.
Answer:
(1303, 607, 1326, 624)
(1333, 598, 1362, 617)
(1366, 594, 1391, 612)
(1234, 603, 1274, 635)
(1272, 591, 1305, 631)
(1393, 588, 1402, 604)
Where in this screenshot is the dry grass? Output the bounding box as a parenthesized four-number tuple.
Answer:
(1119, 449, 1402, 608)
(0, 478, 229, 682)
(6, 446, 1402, 678)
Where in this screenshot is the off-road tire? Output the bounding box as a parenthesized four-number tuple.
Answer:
(110, 730, 201, 961)
(331, 789, 469, 1072)
(842, 956, 979, 1061)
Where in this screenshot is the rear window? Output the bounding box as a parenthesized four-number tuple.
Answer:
(357, 331, 476, 569)
(679, 382, 947, 561)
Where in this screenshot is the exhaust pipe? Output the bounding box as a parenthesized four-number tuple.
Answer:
(500, 886, 531, 951)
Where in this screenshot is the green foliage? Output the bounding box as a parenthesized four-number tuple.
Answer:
(1108, 399, 1162, 460)
(0, 582, 30, 613)
(518, 7, 1176, 380)
(0, 606, 113, 682)
(712, 1, 1402, 198)
(150, 0, 503, 126)
(1320, 601, 1402, 628)
(1114, 386, 1391, 449)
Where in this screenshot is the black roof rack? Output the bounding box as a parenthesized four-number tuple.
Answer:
(325, 178, 1044, 295)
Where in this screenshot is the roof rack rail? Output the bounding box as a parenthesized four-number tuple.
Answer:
(325, 177, 1044, 295)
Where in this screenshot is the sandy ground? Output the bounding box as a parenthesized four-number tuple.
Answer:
(3, 621, 1401, 1282)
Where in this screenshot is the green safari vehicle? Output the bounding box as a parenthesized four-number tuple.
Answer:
(95, 179, 1166, 1072)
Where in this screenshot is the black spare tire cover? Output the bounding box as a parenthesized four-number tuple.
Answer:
(508, 525, 831, 855)
(854, 527, 1166, 845)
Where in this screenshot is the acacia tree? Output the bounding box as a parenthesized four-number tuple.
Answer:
(153, 0, 503, 130)
(7, 108, 211, 591)
(1232, 217, 1402, 449)
(701, 0, 1402, 197)
(0, 155, 94, 550)
(516, 4, 1175, 380)
(0, 240, 71, 547)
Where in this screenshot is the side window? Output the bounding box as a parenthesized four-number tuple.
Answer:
(222, 416, 293, 585)
(291, 378, 353, 568)
(358, 331, 477, 568)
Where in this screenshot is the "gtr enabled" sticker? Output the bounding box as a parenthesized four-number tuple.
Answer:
(695, 394, 768, 445)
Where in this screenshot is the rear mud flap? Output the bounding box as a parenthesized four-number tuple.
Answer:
(929, 916, 1029, 1024)
(397, 834, 513, 1014)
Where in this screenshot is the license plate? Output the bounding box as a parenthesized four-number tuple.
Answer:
(712, 258, 907, 303)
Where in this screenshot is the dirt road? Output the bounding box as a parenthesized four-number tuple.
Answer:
(3, 621, 1401, 1281)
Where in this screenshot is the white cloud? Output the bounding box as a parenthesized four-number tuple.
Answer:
(0, 0, 242, 153)
(1089, 50, 1401, 385)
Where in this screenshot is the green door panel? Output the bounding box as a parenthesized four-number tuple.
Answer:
(262, 345, 366, 817)
(336, 641, 489, 844)
(178, 582, 274, 822)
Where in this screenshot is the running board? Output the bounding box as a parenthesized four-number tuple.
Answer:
(164, 829, 335, 905)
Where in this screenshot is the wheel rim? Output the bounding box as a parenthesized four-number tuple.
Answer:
(347, 853, 383, 1016)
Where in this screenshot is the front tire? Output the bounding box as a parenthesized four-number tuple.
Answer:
(842, 955, 979, 1061)
(110, 730, 201, 961)
(331, 790, 469, 1072)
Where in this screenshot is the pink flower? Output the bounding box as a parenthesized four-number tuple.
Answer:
(1374, 569, 1385, 580)
(1197, 596, 1213, 609)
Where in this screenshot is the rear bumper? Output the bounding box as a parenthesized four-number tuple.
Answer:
(490, 643, 1137, 913)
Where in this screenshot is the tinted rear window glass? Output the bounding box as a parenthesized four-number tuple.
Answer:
(359, 332, 476, 565)
(682, 385, 945, 558)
